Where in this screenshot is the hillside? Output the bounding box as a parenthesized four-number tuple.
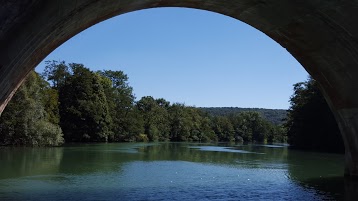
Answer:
(200, 107, 287, 125)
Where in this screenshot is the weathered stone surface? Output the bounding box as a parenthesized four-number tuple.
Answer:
(1, 0, 358, 177)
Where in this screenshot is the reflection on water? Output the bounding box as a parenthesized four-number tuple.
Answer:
(189, 146, 264, 154)
(0, 143, 355, 200)
(0, 147, 63, 179)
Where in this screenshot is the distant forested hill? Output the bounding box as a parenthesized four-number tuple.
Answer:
(200, 107, 287, 125)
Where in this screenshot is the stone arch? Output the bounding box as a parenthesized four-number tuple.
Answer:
(1, 0, 358, 177)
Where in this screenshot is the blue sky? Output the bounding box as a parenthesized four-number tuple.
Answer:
(35, 8, 308, 109)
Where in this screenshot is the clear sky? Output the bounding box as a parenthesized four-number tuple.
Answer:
(35, 7, 308, 109)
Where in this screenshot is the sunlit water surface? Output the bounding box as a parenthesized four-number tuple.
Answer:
(0, 143, 355, 200)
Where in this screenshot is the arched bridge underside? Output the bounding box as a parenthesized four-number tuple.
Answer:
(1, 0, 358, 177)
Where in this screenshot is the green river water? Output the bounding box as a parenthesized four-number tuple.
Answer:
(0, 142, 357, 200)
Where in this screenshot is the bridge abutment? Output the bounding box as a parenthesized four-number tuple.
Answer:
(335, 109, 358, 177)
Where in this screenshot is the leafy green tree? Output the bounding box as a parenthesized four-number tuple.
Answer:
(168, 103, 192, 141)
(229, 111, 271, 143)
(136, 96, 158, 141)
(186, 107, 205, 141)
(285, 77, 344, 152)
(40, 84, 60, 125)
(59, 64, 112, 142)
(211, 116, 235, 142)
(42, 60, 71, 89)
(98, 70, 143, 141)
(267, 125, 286, 143)
(0, 71, 64, 146)
(199, 115, 217, 142)
(155, 98, 171, 141)
(136, 96, 170, 141)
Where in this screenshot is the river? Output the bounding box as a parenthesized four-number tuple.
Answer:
(0, 142, 356, 200)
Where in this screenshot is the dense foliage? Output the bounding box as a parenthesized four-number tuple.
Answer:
(0, 71, 64, 146)
(0, 61, 345, 154)
(58, 64, 112, 142)
(201, 107, 287, 125)
(0, 61, 286, 146)
(284, 78, 344, 153)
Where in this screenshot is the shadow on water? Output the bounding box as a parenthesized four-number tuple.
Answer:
(289, 176, 358, 201)
(285, 148, 358, 200)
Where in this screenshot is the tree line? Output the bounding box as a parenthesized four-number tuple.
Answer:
(0, 61, 286, 146)
(0, 61, 344, 153)
(200, 107, 287, 125)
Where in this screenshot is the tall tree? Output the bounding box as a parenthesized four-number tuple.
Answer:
(168, 103, 192, 141)
(136, 96, 170, 141)
(285, 77, 344, 152)
(98, 70, 142, 141)
(229, 111, 272, 143)
(42, 60, 71, 89)
(211, 116, 235, 142)
(59, 64, 112, 142)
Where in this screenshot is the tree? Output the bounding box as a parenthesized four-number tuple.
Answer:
(211, 116, 235, 142)
(59, 64, 112, 142)
(38, 77, 61, 125)
(198, 115, 217, 142)
(42, 60, 71, 89)
(168, 103, 192, 141)
(266, 125, 286, 143)
(228, 111, 272, 143)
(98, 70, 143, 141)
(0, 71, 64, 146)
(285, 77, 344, 153)
(136, 96, 170, 141)
(155, 98, 171, 141)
